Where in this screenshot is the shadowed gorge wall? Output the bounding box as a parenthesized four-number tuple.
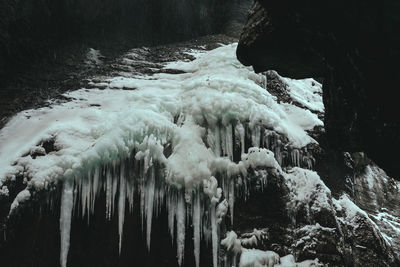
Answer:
(237, 0, 400, 178)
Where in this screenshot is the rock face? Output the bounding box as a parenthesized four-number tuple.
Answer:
(237, 0, 400, 179)
(352, 158, 400, 258)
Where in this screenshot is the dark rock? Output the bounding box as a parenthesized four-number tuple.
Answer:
(237, 0, 400, 179)
(352, 159, 400, 256)
(265, 71, 291, 104)
(335, 203, 399, 267)
(236, 1, 325, 78)
(0, 0, 252, 88)
(293, 224, 343, 265)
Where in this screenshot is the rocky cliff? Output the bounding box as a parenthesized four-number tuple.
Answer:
(237, 0, 400, 179)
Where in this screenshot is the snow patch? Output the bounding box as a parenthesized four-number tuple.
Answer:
(285, 168, 331, 218)
(281, 77, 324, 113)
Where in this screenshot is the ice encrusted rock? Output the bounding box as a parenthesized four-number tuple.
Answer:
(333, 194, 399, 266)
(352, 161, 400, 254)
(1, 41, 397, 267)
(0, 43, 324, 267)
(221, 231, 323, 267)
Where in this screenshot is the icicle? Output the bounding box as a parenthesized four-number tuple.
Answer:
(207, 128, 216, 154)
(221, 126, 227, 157)
(80, 176, 85, 218)
(274, 140, 282, 166)
(310, 155, 315, 170)
(105, 167, 113, 219)
(193, 192, 201, 267)
(270, 131, 275, 150)
(80, 173, 90, 223)
(112, 162, 118, 216)
(251, 125, 260, 147)
(72, 175, 80, 218)
(86, 170, 92, 221)
(264, 130, 270, 150)
(146, 166, 155, 251)
(140, 161, 146, 231)
(211, 199, 218, 267)
(60, 178, 74, 267)
(176, 193, 186, 266)
(235, 123, 245, 155)
(91, 167, 100, 214)
(127, 177, 135, 213)
(168, 190, 176, 241)
(214, 125, 221, 157)
(291, 149, 300, 167)
(225, 125, 233, 160)
(118, 162, 126, 254)
(262, 171, 268, 191)
(229, 179, 234, 225)
(156, 175, 165, 216)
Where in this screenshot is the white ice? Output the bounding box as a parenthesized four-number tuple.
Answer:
(0, 43, 326, 267)
(0, 43, 322, 196)
(60, 179, 74, 267)
(280, 75, 324, 113)
(285, 168, 332, 217)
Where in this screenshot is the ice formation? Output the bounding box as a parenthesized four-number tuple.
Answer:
(239, 249, 280, 267)
(60, 179, 74, 267)
(0, 43, 325, 266)
(285, 167, 332, 221)
(280, 76, 324, 113)
(220, 231, 323, 267)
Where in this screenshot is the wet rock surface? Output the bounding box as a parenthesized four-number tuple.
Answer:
(237, 0, 400, 179)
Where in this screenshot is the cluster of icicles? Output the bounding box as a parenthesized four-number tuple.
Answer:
(58, 125, 315, 267)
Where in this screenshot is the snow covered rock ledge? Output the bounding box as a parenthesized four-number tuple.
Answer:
(0, 41, 398, 267)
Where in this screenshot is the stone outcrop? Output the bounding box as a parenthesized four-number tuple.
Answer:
(237, 0, 400, 179)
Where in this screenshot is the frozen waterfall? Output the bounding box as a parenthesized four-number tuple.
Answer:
(0, 43, 324, 267)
